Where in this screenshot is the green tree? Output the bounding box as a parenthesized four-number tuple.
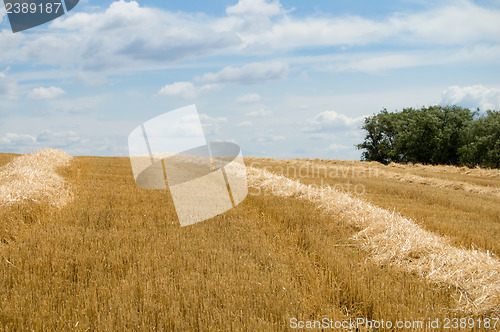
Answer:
(356, 105, 499, 168)
(356, 109, 400, 164)
(436, 105, 475, 165)
(395, 107, 441, 164)
(470, 110, 500, 168)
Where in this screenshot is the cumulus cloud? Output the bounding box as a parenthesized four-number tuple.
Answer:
(2, 0, 499, 78)
(196, 61, 288, 84)
(157, 82, 217, 99)
(440, 85, 500, 111)
(19, 0, 240, 71)
(0, 133, 36, 148)
(394, 1, 500, 45)
(0, 130, 85, 153)
(158, 61, 287, 100)
(28, 86, 66, 99)
(36, 130, 85, 148)
(157, 82, 198, 99)
(304, 111, 365, 133)
(235, 93, 261, 103)
(231, 1, 500, 51)
(226, 0, 286, 17)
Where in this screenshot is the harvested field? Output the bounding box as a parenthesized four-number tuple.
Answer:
(247, 166, 500, 315)
(249, 158, 500, 256)
(0, 151, 499, 330)
(254, 158, 500, 197)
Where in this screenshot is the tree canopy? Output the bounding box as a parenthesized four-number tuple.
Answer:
(357, 106, 500, 168)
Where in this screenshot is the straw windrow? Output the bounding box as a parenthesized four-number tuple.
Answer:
(388, 162, 500, 178)
(288, 159, 500, 197)
(369, 167, 500, 197)
(0, 149, 73, 208)
(247, 166, 500, 315)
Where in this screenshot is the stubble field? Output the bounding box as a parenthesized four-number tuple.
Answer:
(0, 150, 499, 331)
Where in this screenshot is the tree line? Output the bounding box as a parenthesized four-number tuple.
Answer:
(356, 105, 500, 168)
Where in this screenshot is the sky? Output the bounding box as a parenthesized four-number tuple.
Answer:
(1, 0, 500, 159)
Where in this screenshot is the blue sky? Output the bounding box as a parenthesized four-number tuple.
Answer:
(1, 0, 500, 159)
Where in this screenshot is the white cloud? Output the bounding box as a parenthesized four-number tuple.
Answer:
(36, 130, 85, 148)
(332, 52, 432, 73)
(234, 1, 500, 51)
(328, 44, 500, 73)
(393, 1, 500, 45)
(255, 134, 285, 144)
(0, 133, 36, 147)
(236, 120, 253, 127)
(0, 114, 139, 156)
(0, 130, 85, 153)
(199, 113, 228, 136)
(304, 111, 365, 133)
(226, 0, 286, 17)
(158, 61, 287, 100)
(47, 95, 108, 113)
(2, 0, 499, 79)
(235, 93, 261, 103)
(196, 61, 288, 84)
(157, 82, 198, 99)
(0, 6, 6, 23)
(328, 143, 350, 152)
(440, 85, 500, 111)
(73, 71, 108, 86)
(245, 108, 269, 117)
(19, 1, 240, 71)
(28, 86, 66, 99)
(240, 16, 387, 50)
(0, 31, 16, 57)
(0, 70, 18, 98)
(157, 82, 218, 99)
(284, 87, 450, 118)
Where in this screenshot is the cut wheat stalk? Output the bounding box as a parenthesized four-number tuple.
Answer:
(247, 166, 500, 315)
(285, 159, 500, 197)
(0, 149, 73, 208)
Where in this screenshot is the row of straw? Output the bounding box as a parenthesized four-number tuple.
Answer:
(247, 166, 500, 315)
(285, 158, 500, 198)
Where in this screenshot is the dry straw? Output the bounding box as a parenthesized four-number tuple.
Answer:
(388, 162, 500, 179)
(247, 166, 500, 315)
(0, 149, 73, 208)
(376, 167, 500, 197)
(288, 159, 500, 197)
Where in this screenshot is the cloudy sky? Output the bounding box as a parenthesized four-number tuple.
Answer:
(1, 0, 500, 159)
